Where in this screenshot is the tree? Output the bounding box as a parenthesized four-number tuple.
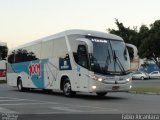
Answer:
(108, 19, 139, 59)
(8, 49, 37, 63)
(108, 19, 160, 69)
(140, 20, 160, 68)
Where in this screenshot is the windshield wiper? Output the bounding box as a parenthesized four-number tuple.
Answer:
(105, 49, 111, 71)
(113, 50, 126, 75)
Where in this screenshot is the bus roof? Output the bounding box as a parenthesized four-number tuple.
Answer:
(11, 29, 123, 51)
(65, 29, 123, 41)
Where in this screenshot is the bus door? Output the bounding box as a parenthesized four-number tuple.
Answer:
(75, 45, 89, 91)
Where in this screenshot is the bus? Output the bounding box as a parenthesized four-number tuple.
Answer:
(7, 29, 136, 97)
(0, 60, 7, 80)
(0, 42, 7, 80)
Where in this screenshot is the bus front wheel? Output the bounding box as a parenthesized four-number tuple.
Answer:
(96, 92, 107, 97)
(63, 79, 75, 97)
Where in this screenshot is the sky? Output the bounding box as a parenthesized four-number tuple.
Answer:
(0, 0, 160, 48)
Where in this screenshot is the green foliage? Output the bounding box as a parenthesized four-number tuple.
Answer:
(108, 19, 160, 68)
(139, 20, 160, 68)
(8, 49, 37, 63)
(108, 19, 139, 59)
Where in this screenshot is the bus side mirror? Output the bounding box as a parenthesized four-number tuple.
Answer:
(126, 43, 139, 71)
(126, 43, 138, 58)
(76, 38, 93, 54)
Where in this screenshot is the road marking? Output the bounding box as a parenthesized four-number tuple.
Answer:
(0, 99, 36, 102)
(0, 102, 55, 106)
(76, 105, 118, 111)
(51, 107, 82, 112)
(0, 97, 11, 98)
(0, 96, 118, 113)
(30, 111, 75, 114)
(0, 107, 19, 114)
(0, 97, 58, 104)
(51, 105, 118, 113)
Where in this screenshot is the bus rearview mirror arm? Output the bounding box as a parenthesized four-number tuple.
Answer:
(76, 38, 93, 54)
(126, 43, 138, 57)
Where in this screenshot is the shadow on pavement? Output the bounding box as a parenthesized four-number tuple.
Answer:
(12, 88, 127, 101)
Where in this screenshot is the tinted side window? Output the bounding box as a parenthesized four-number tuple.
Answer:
(8, 43, 41, 64)
(152, 72, 158, 74)
(8, 50, 16, 63)
(41, 40, 54, 59)
(14, 48, 38, 63)
(135, 72, 141, 74)
(15, 49, 28, 63)
(30, 43, 41, 59)
(24, 46, 38, 62)
(0, 45, 8, 60)
(53, 37, 68, 58)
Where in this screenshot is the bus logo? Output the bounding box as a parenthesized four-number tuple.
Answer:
(29, 63, 41, 77)
(91, 38, 108, 43)
(59, 58, 72, 70)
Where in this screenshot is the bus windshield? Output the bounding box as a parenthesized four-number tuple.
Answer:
(87, 37, 130, 75)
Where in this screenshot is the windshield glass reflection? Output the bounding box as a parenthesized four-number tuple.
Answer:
(87, 36, 130, 75)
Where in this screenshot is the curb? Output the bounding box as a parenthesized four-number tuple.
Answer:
(128, 91, 160, 95)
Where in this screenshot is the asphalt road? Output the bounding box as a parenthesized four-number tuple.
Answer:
(0, 81, 160, 120)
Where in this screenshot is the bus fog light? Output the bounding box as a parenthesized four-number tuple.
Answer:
(126, 77, 131, 82)
(92, 86, 97, 89)
(130, 85, 132, 89)
(98, 78, 102, 82)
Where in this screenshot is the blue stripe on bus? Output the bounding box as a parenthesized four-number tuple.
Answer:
(11, 59, 48, 88)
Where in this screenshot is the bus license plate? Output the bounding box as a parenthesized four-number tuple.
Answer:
(112, 86, 120, 90)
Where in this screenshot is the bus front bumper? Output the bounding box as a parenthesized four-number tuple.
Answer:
(89, 80, 132, 93)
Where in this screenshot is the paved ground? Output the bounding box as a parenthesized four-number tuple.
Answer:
(0, 81, 160, 120)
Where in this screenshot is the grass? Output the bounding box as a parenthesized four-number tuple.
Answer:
(0, 80, 7, 84)
(130, 87, 160, 94)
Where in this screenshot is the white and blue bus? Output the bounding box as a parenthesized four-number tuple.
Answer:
(7, 29, 135, 97)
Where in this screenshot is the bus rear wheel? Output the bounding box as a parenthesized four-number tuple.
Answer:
(63, 79, 75, 97)
(17, 80, 25, 92)
(96, 92, 107, 97)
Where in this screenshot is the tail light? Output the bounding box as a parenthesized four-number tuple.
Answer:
(0, 70, 6, 77)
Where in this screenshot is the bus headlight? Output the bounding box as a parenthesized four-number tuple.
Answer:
(126, 77, 132, 82)
(89, 75, 103, 82)
(97, 78, 103, 82)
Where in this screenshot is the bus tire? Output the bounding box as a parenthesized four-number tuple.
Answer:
(96, 92, 107, 97)
(63, 79, 75, 97)
(140, 76, 144, 80)
(17, 79, 25, 92)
